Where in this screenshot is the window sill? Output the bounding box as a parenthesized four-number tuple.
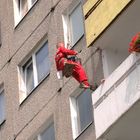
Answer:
(19, 73, 50, 107)
(75, 121, 94, 140)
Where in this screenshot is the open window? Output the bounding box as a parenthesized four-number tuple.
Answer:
(13, 0, 38, 25)
(62, 0, 84, 48)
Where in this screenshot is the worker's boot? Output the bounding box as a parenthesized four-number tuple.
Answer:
(79, 81, 90, 89)
(90, 84, 98, 91)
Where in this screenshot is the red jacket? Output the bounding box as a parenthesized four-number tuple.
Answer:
(55, 47, 77, 71)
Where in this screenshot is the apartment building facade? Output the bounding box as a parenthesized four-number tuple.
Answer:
(1, 0, 138, 140)
(0, 0, 103, 140)
(84, 0, 140, 140)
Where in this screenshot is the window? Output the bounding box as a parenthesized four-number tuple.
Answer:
(35, 123, 55, 140)
(13, 0, 38, 25)
(62, 1, 84, 47)
(23, 58, 34, 94)
(70, 89, 93, 139)
(0, 87, 5, 124)
(19, 41, 50, 102)
(69, 4, 84, 46)
(35, 43, 50, 82)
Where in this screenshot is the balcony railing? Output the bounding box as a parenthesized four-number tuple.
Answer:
(92, 53, 140, 139)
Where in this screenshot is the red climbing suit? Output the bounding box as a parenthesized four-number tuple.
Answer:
(129, 32, 140, 52)
(55, 43, 90, 87)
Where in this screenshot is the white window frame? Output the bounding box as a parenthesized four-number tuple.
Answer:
(23, 57, 35, 94)
(70, 88, 93, 139)
(0, 86, 5, 124)
(62, 0, 84, 48)
(13, 0, 38, 26)
(18, 40, 50, 103)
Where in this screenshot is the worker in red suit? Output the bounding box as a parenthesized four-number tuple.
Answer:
(129, 32, 140, 52)
(55, 42, 90, 89)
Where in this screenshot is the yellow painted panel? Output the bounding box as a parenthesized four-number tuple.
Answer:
(85, 0, 131, 47)
(83, 0, 99, 16)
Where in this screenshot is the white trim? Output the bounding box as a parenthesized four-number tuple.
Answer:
(28, 0, 32, 9)
(70, 97, 79, 139)
(62, 15, 69, 48)
(32, 54, 38, 87)
(13, 0, 21, 25)
(18, 67, 27, 103)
